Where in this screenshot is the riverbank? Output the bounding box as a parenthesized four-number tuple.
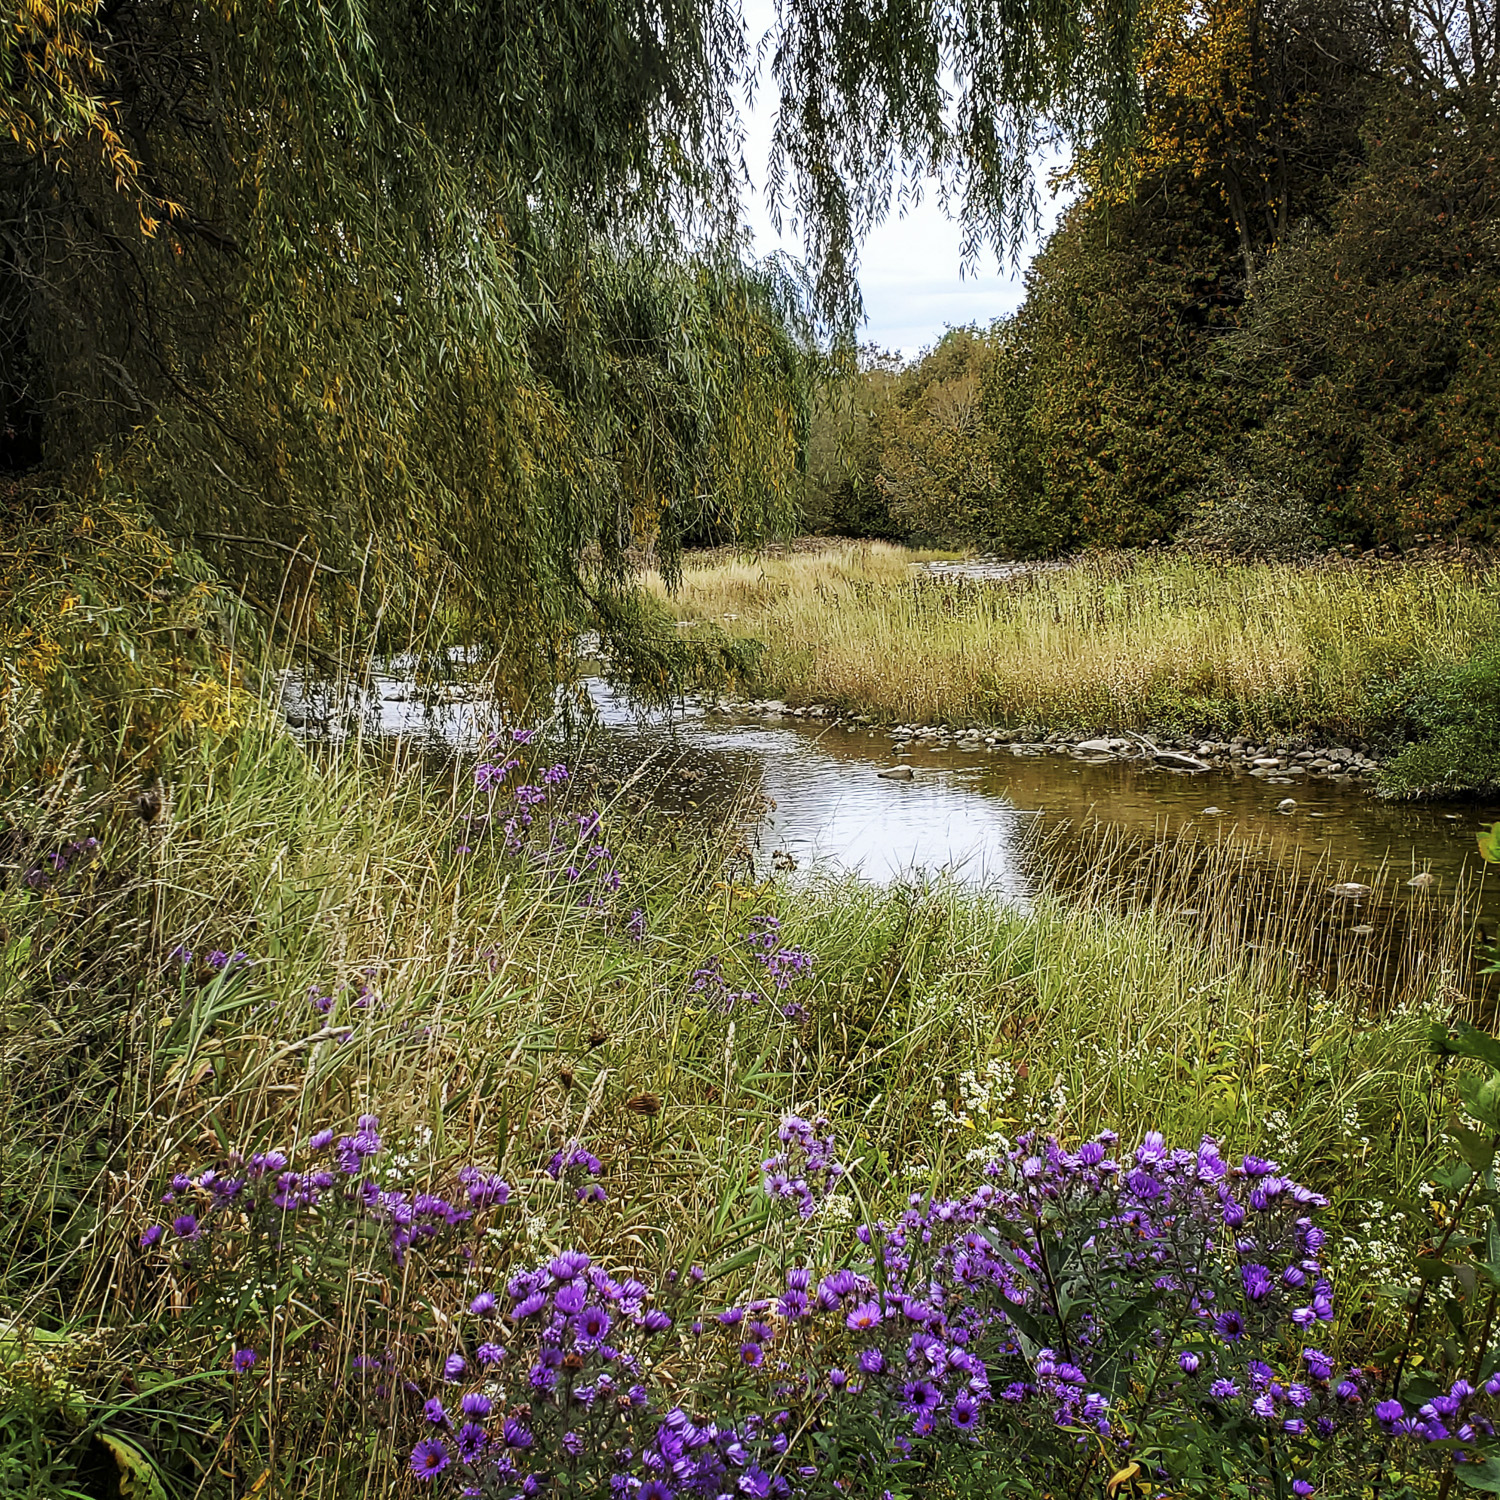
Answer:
(2, 707, 1485, 1494)
(647, 541, 1500, 796)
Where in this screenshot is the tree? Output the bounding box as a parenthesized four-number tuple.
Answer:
(0, 0, 1144, 706)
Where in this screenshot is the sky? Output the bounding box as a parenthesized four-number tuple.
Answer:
(734, 1, 1073, 359)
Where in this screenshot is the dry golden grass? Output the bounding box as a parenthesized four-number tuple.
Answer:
(647, 544, 1500, 734)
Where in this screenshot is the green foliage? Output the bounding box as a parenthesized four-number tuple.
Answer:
(1224, 89, 1500, 548)
(802, 349, 910, 540)
(986, 183, 1256, 550)
(0, 495, 259, 783)
(1374, 643, 1500, 799)
(0, 0, 1147, 705)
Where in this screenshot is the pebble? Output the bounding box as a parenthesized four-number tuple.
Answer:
(876, 765, 915, 780)
(1276, 798, 1297, 813)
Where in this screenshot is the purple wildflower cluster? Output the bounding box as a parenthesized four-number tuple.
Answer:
(138, 1115, 511, 1268)
(546, 1142, 608, 1204)
(463, 745, 625, 916)
(760, 1114, 845, 1220)
(1377, 1372, 1500, 1453)
(410, 1251, 807, 1497)
(141, 1102, 1500, 1495)
(168, 944, 252, 976)
(21, 836, 99, 890)
(691, 916, 816, 1019)
(690, 957, 762, 1012)
(745, 916, 813, 994)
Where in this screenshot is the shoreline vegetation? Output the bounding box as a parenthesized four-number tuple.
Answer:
(6, 704, 1500, 1496)
(646, 541, 1500, 799)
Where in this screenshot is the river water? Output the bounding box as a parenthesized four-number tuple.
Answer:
(340, 672, 1498, 904)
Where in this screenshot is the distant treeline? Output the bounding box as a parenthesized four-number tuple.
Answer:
(806, 0, 1500, 557)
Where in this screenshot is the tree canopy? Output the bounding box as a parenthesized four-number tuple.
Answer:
(813, 0, 1500, 559)
(0, 0, 1142, 716)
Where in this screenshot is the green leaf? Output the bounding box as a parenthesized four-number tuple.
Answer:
(1451, 1122, 1500, 1172)
(1459, 1070, 1500, 1130)
(1477, 822, 1500, 864)
(1435, 1023, 1500, 1074)
(98, 1433, 169, 1500)
(1456, 1455, 1500, 1492)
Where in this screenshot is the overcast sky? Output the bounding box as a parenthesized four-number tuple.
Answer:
(735, 1, 1073, 359)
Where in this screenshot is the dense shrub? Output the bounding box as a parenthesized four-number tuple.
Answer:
(1375, 643, 1500, 798)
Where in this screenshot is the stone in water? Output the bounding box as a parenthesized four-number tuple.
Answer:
(877, 765, 915, 780)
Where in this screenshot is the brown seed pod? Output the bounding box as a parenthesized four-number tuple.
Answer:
(558, 1068, 575, 1091)
(586, 1029, 608, 1049)
(137, 787, 162, 825)
(623, 1093, 661, 1117)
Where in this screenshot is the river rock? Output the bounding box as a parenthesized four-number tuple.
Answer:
(1076, 737, 1130, 754)
(1328, 881, 1372, 899)
(877, 765, 915, 780)
(1201, 806, 1224, 815)
(1277, 798, 1297, 813)
(956, 739, 986, 752)
(1350, 924, 1376, 936)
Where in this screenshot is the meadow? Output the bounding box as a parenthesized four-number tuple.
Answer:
(5, 691, 1499, 1497)
(646, 545, 1500, 791)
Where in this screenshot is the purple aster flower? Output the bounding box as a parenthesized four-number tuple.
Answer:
(231, 1348, 257, 1375)
(1210, 1379, 1241, 1401)
(1215, 1311, 1246, 1342)
(410, 1438, 450, 1480)
(638, 1484, 671, 1500)
(1376, 1400, 1405, 1431)
(575, 1306, 611, 1344)
(1292, 1485, 1314, 1497)
(859, 1347, 886, 1375)
(476, 1342, 505, 1366)
(455, 1422, 487, 1463)
(502, 1418, 533, 1449)
(139, 1225, 163, 1249)
(171, 1214, 200, 1240)
(424, 1398, 448, 1426)
(951, 1394, 981, 1431)
(740, 1342, 764, 1368)
(469, 1292, 496, 1316)
(443, 1354, 466, 1381)
(846, 1300, 882, 1331)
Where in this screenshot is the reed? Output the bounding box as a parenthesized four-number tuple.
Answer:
(646, 543, 1500, 738)
(0, 700, 1486, 1492)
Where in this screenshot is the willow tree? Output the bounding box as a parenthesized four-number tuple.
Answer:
(1, 0, 1140, 709)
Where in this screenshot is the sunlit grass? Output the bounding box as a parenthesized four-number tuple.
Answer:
(647, 543, 1500, 736)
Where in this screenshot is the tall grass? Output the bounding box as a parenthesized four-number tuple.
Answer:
(647, 543, 1500, 737)
(0, 704, 1487, 1493)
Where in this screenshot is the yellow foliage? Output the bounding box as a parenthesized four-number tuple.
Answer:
(0, 0, 176, 232)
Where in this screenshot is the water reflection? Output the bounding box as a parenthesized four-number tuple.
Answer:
(280, 669, 1498, 908)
